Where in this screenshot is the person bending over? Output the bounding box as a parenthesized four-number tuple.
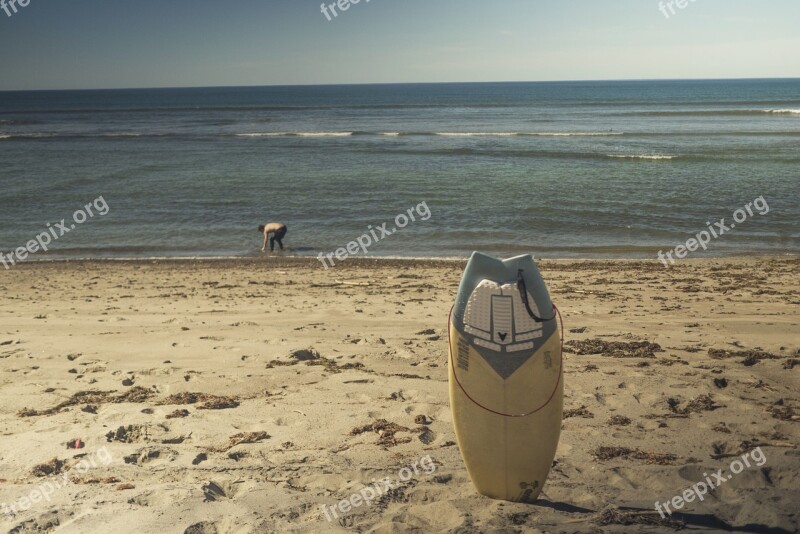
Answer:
(259, 222, 287, 252)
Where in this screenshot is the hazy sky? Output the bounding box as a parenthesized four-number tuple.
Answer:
(0, 0, 798, 90)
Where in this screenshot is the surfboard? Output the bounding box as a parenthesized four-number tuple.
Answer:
(448, 252, 563, 502)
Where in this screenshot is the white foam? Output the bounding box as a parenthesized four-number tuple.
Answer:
(765, 109, 800, 115)
(435, 132, 518, 137)
(435, 132, 623, 137)
(608, 154, 674, 160)
(235, 132, 353, 137)
(295, 132, 353, 137)
(527, 132, 623, 137)
(381, 132, 401, 136)
(0, 134, 9, 140)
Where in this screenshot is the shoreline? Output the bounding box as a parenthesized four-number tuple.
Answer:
(8, 253, 799, 270)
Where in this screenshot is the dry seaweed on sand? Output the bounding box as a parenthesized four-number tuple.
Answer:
(157, 392, 240, 410)
(31, 458, 67, 477)
(227, 431, 271, 448)
(351, 419, 412, 447)
(106, 424, 148, 443)
(608, 415, 632, 426)
(306, 357, 366, 374)
(594, 506, 685, 529)
(708, 347, 784, 366)
(769, 402, 799, 422)
(677, 394, 722, 414)
(564, 338, 663, 358)
(563, 406, 594, 419)
(783, 358, 800, 370)
(18, 386, 153, 417)
(197, 397, 239, 410)
(592, 446, 678, 465)
(266, 355, 369, 375)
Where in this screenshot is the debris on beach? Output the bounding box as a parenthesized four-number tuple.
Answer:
(157, 392, 240, 410)
(71, 475, 120, 485)
(769, 401, 799, 422)
(608, 415, 632, 426)
(708, 347, 783, 366)
(227, 431, 271, 448)
(783, 359, 799, 370)
(31, 458, 66, 477)
(18, 386, 153, 417)
(564, 338, 663, 358)
(414, 414, 431, 425)
(592, 506, 685, 529)
(592, 446, 677, 465)
(563, 406, 594, 419)
(667, 394, 722, 415)
(266, 352, 369, 375)
(679, 394, 722, 414)
(106, 424, 148, 443)
(351, 419, 412, 447)
(166, 409, 190, 419)
(66, 438, 85, 449)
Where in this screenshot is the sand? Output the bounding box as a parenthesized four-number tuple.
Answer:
(0, 257, 798, 533)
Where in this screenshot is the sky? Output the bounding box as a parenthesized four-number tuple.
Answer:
(0, 0, 798, 90)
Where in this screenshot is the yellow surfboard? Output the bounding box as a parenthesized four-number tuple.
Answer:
(448, 252, 562, 502)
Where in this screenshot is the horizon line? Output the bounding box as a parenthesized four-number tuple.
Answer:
(2, 76, 799, 93)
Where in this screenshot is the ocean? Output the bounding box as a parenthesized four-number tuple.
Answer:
(0, 79, 798, 261)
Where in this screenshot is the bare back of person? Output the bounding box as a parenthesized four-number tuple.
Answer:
(258, 222, 287, 252)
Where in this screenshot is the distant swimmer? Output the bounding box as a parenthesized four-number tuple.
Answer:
(259, 222, 287, 252)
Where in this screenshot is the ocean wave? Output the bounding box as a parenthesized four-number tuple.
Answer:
(435, 132, 518, 137)
(0, 134, 9, 140)
(235, 132, 290, 137)
(296, 132, 353, 137)
(434, 131, 622, 137)
(1, 133, 56, 139)
(626, 109, 800, 117)
(236, 132, 353, 137)
(608, 154, 675, 160)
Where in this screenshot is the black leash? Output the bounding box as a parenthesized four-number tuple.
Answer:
(517, 269, 556, 323)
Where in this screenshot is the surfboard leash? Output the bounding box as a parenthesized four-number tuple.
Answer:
(517, 269, 557, 323)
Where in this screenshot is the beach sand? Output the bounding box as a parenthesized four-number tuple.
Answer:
(0, 257, 798, 533)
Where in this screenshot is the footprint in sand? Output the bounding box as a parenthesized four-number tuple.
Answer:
(184, 522, 218, 534)
(6, 510, 66, 532)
